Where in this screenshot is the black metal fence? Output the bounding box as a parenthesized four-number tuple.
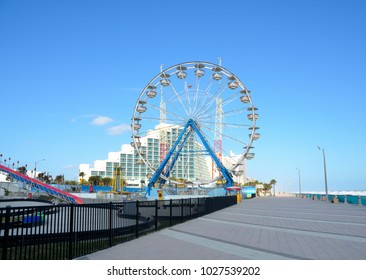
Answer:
(0, 195, 237, 260)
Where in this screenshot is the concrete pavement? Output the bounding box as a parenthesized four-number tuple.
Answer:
(78, 196, 366, 260)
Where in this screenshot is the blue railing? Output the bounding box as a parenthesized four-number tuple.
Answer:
(297, 193, 366, 206)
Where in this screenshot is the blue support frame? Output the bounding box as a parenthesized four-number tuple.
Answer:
(146, 121, 191, 196)
(146, 119, 234, 196)
(160, 127, 192, 185)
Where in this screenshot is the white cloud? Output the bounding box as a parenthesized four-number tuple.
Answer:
(107, 124, 131, 135)
(90, 116, 113, 126)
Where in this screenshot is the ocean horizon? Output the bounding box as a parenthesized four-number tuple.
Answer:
(296, 190, 366, 196)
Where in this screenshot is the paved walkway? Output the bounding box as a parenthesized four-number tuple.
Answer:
(78, 197, 366, 260)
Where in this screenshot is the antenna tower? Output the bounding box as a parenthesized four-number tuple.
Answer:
(213, 57, 223, 178)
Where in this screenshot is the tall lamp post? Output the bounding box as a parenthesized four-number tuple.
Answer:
(317, 146, 328, 201)
(34, 159, 45, 179)
(296, 168, 302, 195)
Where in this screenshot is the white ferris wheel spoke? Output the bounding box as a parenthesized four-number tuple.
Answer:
(166, 80, 190, 117)
(195, 84, 227, 120)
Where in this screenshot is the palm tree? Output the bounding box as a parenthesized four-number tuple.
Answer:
(244, 180, 259, 186)
(101, 177, 112, 186)
(263, 183, 272, 196)
(79, 172, 85, 184)
(270, 179, 277, 196)
(55, 175, 64, 185)
(16, 166, 27, 175)
(45, 175, 52, 184)
(88, 176, 102, 186)
(65, 180, 79, 185)
(37, 172, 45, 182)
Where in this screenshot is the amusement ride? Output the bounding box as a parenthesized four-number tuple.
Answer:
(131, 61, 259, 196)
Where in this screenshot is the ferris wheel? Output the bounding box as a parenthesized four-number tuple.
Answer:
(131, 61, 259, 193)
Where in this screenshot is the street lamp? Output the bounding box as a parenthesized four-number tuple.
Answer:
(317, 146, 328, 201)
(296, 168, 302, 195)
(34, 159, 45, 179)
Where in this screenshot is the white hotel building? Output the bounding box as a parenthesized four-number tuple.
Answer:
(79, 123, 213, 186)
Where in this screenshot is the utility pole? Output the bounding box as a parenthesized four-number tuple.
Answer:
(317, 146, 328, 201)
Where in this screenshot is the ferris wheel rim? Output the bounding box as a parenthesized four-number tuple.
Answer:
(131, 61, 258, 185)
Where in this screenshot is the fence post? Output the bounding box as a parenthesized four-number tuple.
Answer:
(189, 198, 192, 218)
(1, 206, 11, 260)
(135, 200, 139, 238)
(181, 198, 184, 222)
(155, 199, 158, 231)
(68, 204, 74, 260)
(169, 199, 173, 227)
(205, 197, 209, 214)
(109, 202, 113, 247)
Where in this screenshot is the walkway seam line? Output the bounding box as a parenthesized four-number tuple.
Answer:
(218, 211, 366, 227)
(200, 217, 366, 243)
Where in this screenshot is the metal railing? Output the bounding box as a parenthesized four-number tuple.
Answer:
(296, 193, 366, 206)
(0, 195, 237, 260)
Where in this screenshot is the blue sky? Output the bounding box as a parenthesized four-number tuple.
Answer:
(1, 0, 365, 192)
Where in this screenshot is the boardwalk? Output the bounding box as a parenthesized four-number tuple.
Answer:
(79, 196, 366, 260)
